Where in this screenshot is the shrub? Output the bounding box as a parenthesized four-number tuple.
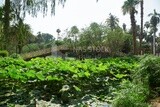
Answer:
(0, 57, 137, 102)
(112, 80, 150, 107)
(134, 55, 160, 98)
(22, 43, 40, 53)
(0, 50, 9, 57)
(106, 28, 132, 56)
(10, 53, 22, 59)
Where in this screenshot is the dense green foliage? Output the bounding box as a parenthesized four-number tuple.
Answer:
(0, 57, 138, 83)
(1, 55, 160, 106)
(0, 0, 159, 106)
(112, 80, 150, 107)
(112, 55, 160, 107)
(105, 28, 132, 55)
(0, 50, 9, 57)
(0, 57, 138, 105)
(135, 55, 160, 98)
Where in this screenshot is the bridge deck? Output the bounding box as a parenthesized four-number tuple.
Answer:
(21, 46, 69, 60)
(20, 46, 109, 60)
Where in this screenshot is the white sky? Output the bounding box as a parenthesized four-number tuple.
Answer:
(1, 0, 160, 37)
(24, 0, 160, 37)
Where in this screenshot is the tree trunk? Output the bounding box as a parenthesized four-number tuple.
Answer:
(130, 10, 137, 55)
(140, 0, 143, 55)
(18, 45, 22, 54)
(17, 41, 22, 54)
(3, 0, 10, 50)
(153, 32, 156, 55)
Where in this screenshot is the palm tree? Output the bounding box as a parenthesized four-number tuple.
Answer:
(139, 0, 143, 54)
(148, 9, 160, 55)
(122, 23, 127, 32)
(144, 21, 150, 30)
(122, 0, 139, 54)
(56, 28, 61, 40)
(106, 13, 119, 31)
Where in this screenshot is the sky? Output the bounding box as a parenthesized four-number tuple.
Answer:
(1, 0, 160, 37)
(23, 0, 160, 37)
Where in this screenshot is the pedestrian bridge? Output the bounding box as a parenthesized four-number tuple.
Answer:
(20, 46, 109, 60)
(20, 46, 69, 60)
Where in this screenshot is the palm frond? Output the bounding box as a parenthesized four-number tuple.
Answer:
(148, 13, 153, 17)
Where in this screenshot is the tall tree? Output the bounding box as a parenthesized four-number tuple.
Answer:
(3, 0, 10, 50)
(105, 28, 130, 56)
(122, 23, 127, 32)
(89, 22, 103, 47)
(70, 26, 79, 41)
(41, 33, 54, 43)
(0, 22, 3, 49)
(78, 22, 103, 48)
(144, 21, 150, 30)
(148, 9, 160, 55)
(56, 28, 61, 40)
(37, 32, 44, 43)
(139, 0, 143, 54)
(0, 7, 3, 49)
(15, 19, 32, 53)
(2, 0, 66, 50)
(122, 0, 139, 54)
(8, 18, 33, 53)
(106, 13, 119, 31)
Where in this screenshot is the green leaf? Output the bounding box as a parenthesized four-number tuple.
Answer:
(25, 62, 33, 68)
(36, 72, 45, 81)
(25, 70, 36, 78)
(115, 74, 127, 79)
(84, 72, 90, 78)
(73, 85, 81, 92)
(0, 70, 7, 78)
(8, 69, 17, 79)
(46, 76, 53, 80)
(46, 76, 63, 81)
(77, 72, 84, 78)
(69, 67, 78, 73)
(82, 64, 88, 70)
(72, 74, 78, 79)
